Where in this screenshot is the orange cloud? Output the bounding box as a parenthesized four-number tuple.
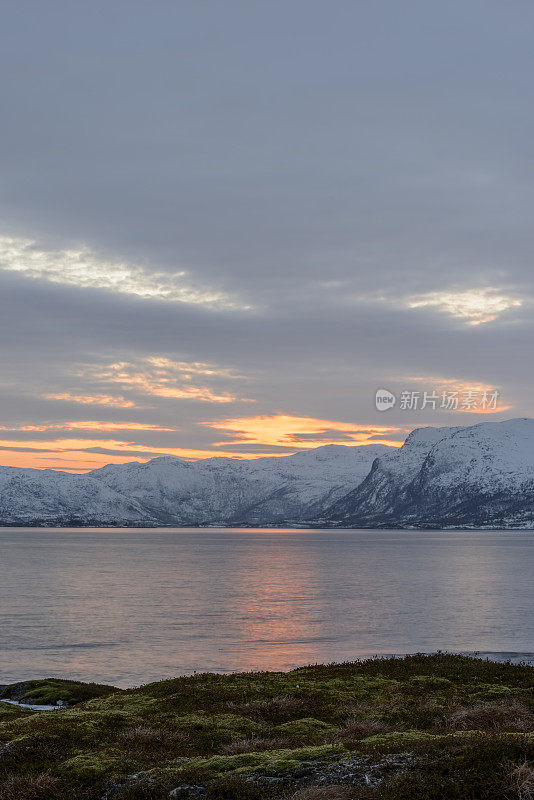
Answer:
(0, 421, 175, 432)
(0, 436, 285, 472)
(0, 413, 405, 472)
(203, 414, 406, 449)
(402, 376, 512, 414)
(85, 358, 247, 404)
(45, 393, 137, 407)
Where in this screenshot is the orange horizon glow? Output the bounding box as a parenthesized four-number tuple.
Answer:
(0, 437, 285, 472)
(204, 414, 408, 449)
(0, 413, 407, 472)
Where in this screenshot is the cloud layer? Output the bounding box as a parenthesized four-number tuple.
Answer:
(0, 1, 532, 470)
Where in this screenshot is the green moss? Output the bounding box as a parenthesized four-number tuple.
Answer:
(57, 752, 123, 780)
(164, 744, 346, 779)
(24, 685, 71, 704)
(361, 730, 439, 748)
(3, 654, 534, 798)
(84, 691, 159, 720)
(0, 678, 117, 707)
(468, 683, 521, 700)
(360, 729, 510, 750)
(274, 717, 338, 743)
(171, 712, 261, 738)
(0, 700, 32, 721)
(0, 708, 130, 749)
(408, 675, 452, 687)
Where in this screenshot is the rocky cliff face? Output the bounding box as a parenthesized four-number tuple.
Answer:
(326, 419, 534, 528)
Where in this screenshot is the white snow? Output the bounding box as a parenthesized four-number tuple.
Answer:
(2, 420, 533, 527)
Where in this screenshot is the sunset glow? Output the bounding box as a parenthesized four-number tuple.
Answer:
(82, 358, 248, 403)
(0, 414, 407, 472)
(44, 393, 138, 407)
(205, 414, 407, 449)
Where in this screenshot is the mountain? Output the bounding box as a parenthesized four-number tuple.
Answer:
(2, 420, 533, 527)
(0, 466, 151, 526)
(0, 444, 389, 527)
(87, 444, 390, 525)
(326, 418, 534, 529)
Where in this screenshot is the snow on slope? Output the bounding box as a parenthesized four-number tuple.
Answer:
(327, 424, 462, 523)
(328, 419, 534, 528)
(0, 467, 151, 525)
(88, 444, 390, 525)
(403, 418, 534, 526)
(2, 421, 533, 527)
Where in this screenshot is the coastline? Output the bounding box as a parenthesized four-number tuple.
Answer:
(2, 653, 534, 799)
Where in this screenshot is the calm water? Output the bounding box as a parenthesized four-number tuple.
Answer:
(1, 528, 534, 687)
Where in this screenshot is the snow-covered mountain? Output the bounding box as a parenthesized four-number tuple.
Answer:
(1, 420, 533, 527)
(0, 467, 151, 526)
(327, 418, 534, 528)
(0, 443, 388, 527)
(87, 444, 390, 525)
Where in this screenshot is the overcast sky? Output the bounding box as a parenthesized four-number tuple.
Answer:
(1, 0, 533, 471)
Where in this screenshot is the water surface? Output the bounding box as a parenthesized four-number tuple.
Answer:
(1, 528, 533, 687)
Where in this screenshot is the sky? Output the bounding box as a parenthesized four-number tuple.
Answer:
(1, 0, 533, 472)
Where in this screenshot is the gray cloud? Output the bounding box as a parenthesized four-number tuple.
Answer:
(0, 0, 533, 467)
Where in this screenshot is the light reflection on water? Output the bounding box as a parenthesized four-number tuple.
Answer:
(1, 528, 533, 687)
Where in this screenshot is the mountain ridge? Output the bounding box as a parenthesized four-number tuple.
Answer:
(1, 419, 533, 528)
(325, 418, 534, 529)
(0, 443, 390, 527)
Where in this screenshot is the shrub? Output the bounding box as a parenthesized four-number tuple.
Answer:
(509, 760, 534, 800)
(204, 775, 266, 799)
(290, 786, 359, 800)
(0, 773, 60, 800)
(448, 701, 534, 732)
(219, 737, 288, 755)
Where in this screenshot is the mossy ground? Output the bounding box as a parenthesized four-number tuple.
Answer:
(1, 654, 534, 799)
(0, 678, 117, 707)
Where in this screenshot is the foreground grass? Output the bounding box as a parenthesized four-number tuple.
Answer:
(1, 654, 534, 799)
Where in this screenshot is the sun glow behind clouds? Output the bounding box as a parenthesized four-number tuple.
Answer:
(204, 414, 407, 449)
(408, 288, 522, 325)
(0, 235, 249, 310)
(83, 358, 248, 404)
(0, 415, 405, 471)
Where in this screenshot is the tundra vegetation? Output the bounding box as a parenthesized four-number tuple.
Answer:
(1, 654, 534, 799)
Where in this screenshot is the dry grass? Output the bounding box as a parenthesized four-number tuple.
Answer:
(509, 761, 534, 800)
(121, 725, 165, 745)
(0, 773, 60, 800)
(227, 695, 306, 721)
(219, 736, 289, 755)
(448, 701, 534, 732)
(340, 717, 392, 739)
(290, 785, 356, 800)
(336, 703, 378, 723)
